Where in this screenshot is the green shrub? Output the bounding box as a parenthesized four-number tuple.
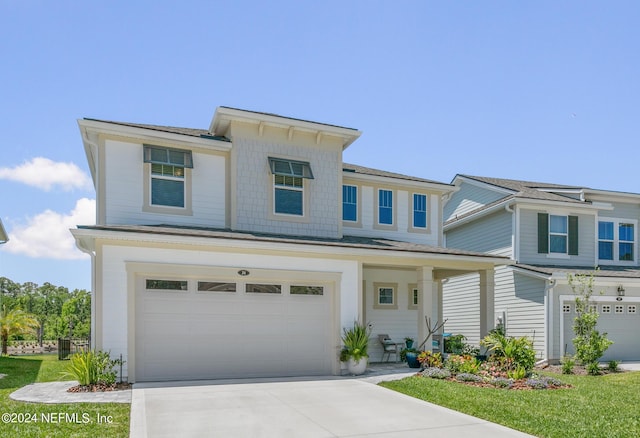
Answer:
(421, 367, 451, 379)
(608, 360, 620, 372)
(341, 321, 371, 361)
(507, 366, 527, 380)
(561, 355, 575, 374)
(62, 350, 122, 386)
(456, 373, 482, 382)
(480, 332, 536, 372)
(586, 362, 602, 376)
(445, 354, 480, 374)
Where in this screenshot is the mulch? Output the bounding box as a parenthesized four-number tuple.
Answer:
(67, 382, 132, 392)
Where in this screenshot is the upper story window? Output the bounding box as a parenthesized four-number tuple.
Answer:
(268, 157, 313, 217)
(412, 193, 427, 229)
(537, 213, 578, 256)
(143, 146, 193, 210)
(342, 185, 357, 222)
(598, 219, 636, 263)
(378, 189, 393, 225)
(549, 215, 568, 253)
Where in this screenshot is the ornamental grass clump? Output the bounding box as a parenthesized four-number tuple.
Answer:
(341, 321, 371, 361)
(62, 350, 122, 386)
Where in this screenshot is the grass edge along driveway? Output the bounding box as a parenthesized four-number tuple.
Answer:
(381, 371, 640, 438)
(0, 355, 130, 438)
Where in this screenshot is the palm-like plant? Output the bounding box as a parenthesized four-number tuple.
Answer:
(0, 306, 40, 355)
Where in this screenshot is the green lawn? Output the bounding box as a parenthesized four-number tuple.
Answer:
(381, 371, 640, 437)
(0, 355, 130, 438)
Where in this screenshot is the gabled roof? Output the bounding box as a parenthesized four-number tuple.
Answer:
(82, 118, 230, 141)
(344, 163, 451, 187)
(458, 175, 587, 204)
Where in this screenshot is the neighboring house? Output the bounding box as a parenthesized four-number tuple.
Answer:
(0, 218, 7, 244)
(443, 175, 640, 363)
(72, 107, 507, 382)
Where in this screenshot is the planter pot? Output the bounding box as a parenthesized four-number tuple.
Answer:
(405, 340, 414, 349)
(405, 352, 421, 369)
(347, 357, 368, 375)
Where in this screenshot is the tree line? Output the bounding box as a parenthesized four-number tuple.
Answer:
(0, 277, 90, 343)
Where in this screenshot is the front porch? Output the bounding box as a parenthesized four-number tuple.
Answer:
(361, 261, 499, 362)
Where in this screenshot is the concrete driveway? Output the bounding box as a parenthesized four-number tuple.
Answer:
(130, 377, 533, 437)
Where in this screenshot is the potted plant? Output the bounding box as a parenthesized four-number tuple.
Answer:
(404, 337, 414, 349)
(404, 350, 421, 368)
(341, 321, 371, 375)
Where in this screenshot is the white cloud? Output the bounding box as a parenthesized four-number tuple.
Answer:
(0, 157, 93, 191)
(3, 198, 96, 260)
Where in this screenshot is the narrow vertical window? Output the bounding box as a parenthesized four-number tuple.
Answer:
(598, 221, 614, 260)
(378, 189, 393, 225)
(549, 215, 568, 254)
(413, 194, 427, 228)
(342, 185, 357, 222)
(619, 223, 634, 261)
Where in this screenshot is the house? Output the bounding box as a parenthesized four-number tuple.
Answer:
(72, 107, 507, 382)
(443, 175, 640, 364)
(0, 219, 7, 244)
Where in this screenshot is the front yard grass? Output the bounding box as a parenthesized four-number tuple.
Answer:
(0, 354, 130, 438)
(381, 371, 640, 437)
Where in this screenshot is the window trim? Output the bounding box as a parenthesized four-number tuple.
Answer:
(373, 282, 398, 309)
(409, 192, 429, 233)
(374, 188, 397, 230)
(597, 218, 637, 265)
(408, 283, 419, 310)
(273, 174, 305, 216)
(342, 184, 358, 223)
(143, 161, 193, 216)
(537, 212, 578, 257)
(268, 157, 313, 179)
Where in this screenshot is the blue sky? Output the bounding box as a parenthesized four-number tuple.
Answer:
(1, 1, 639, 291)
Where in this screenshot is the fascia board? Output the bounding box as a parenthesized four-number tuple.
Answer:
(585, 189, 640, 202)
(510, 266, 553, 281)
(343, 172, 455, 194)
(78, 119, 232, 152)
(515, 198, 601, 212)
(71, 228, 510, 267)
(211, 107, 362, 148)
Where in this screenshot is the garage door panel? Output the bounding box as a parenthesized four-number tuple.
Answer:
(563, 303, 640, 362)
(136, 276, 334, 381)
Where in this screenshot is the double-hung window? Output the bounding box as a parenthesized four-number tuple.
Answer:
(378, 189, 393, 225)
(549, 215, 568, 254)
(538, 213, 578, 256)
(412, 193, 427, 229)
(342, 185, 358, 222)
(144, 146, 193, 209)
(598, 219, 636, 263)
(268, 157, 313, 216)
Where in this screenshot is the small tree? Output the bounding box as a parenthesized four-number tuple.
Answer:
(0, 306, 40, 355)
(568, 271, 613, 373)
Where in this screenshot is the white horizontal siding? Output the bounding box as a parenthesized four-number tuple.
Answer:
(442, 273, 481, 347)
(344, 186, 439, 246)
(598, 202, 640, 220)
(103, 140, 226, 227)
(444, 181, 506, 222)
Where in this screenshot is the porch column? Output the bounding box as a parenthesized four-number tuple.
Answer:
(479, 268, 495, 337)
(417, 267, 435, 348)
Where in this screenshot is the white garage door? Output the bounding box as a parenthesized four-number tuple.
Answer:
(562, 301, 640, 361)
(135, 274, 334, 381)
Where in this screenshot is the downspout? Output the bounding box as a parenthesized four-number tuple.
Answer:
(504, 202, 516, 261)
(538, 278, 557, 366)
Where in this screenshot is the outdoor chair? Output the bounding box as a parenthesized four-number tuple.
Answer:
(378, 334, 401, 362)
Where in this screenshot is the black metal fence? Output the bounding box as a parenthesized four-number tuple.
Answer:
(57, 338, 90, 360)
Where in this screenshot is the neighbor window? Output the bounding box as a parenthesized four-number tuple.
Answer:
(412, 194, 427, 229)
(598, 219, 636, 263)
(144, 146, 193, 208)
(268, 157, 313, 217)
(538, 213, 578, 255)
(342, 185, 358, 222)
(378, 189, 393, 225)
(549, 215, 568, 254)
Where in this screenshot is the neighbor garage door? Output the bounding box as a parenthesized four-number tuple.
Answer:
(562, 300, 640, 361)
(135, 273, 334, 381)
